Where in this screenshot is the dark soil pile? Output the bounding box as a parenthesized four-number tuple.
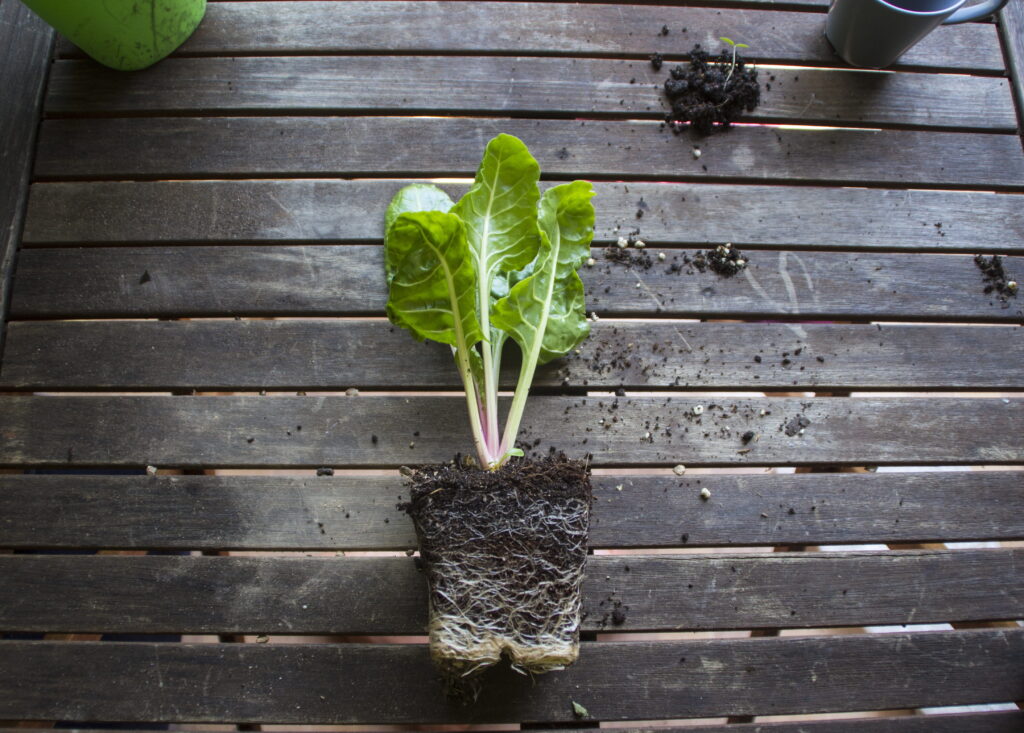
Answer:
(691, 243, 749, 277)
(974, 254, 1018, 302)
(404, 456, 592, 696)
(662, 45, 761, 135)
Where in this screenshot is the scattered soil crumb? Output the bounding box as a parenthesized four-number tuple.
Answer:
(604, 243, 654, 270)
(974, 254, 1018, 304)
(596, 595, 630, 628)
(784, 415, 811, 437)
(316, 467, 334, 476)
(661, 44, 761, 136)
(604, 242, 750, 278)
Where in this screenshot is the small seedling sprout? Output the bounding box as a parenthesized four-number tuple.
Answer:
(719, 36, 749, 82)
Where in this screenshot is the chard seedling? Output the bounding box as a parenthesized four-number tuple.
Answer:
(384, 134, 594, 470)
(719, 36, 750, 82)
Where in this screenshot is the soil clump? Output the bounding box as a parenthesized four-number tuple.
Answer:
(662, 44, 761, 135)
(974, 254, 1018, 305)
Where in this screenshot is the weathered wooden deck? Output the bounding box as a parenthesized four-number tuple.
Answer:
(1, 0, 1023, 730)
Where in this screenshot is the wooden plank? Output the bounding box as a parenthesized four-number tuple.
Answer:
(52, 2, 1005, 73)
(0, 550, 1019, 634)
(0, 0, 53, 358)
(0, 396, 1020, 468)
(1000, 0, 1024, 146)
(1, 631, 1021, 722)
(2, 721, 1023, 733)
(33, 117, 1024, 188)
(9, 246, 1024, 323)
(23, 180, 1024, 252)
(3, 321, 1021, 392)
(43, 57, 1018, 132)
(1, 471, 1021, 550)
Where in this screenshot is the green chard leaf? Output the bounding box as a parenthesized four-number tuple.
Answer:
(492, 181, 595, 364)
(451, 134, 542, 308)
(384, 184, 455, 284)
(384, 211, 483, 349)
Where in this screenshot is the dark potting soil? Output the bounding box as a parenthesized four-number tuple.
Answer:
(974, 254, 1018, 303)
(405, 454, 591, 509)
(403, 456, 592, 691)
(690, 243, 749, 277)
(662, 45, 761, 135)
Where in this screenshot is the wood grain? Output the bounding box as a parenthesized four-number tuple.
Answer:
(43, 57, 1017, 131)
(1, 631, 1021, 722)
(3, 321, 1021, 391)
(51, 2, 1005, 72)
(0, 0, 52, 358)
(1, 471, 1021, 550)
(0, 396, 1020, 468)
(22, 180, 1024, 252)
(33, 117, 1024, 188)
